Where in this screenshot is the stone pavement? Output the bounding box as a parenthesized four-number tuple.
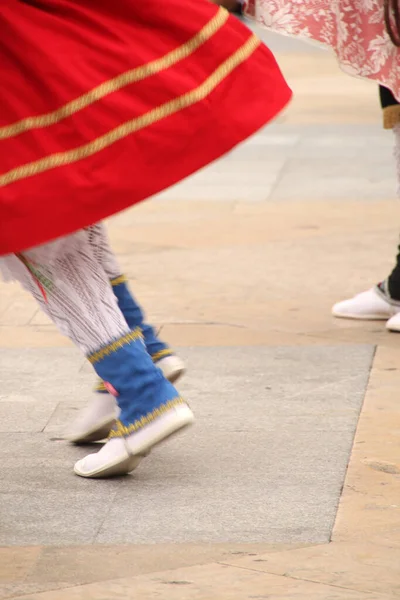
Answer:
(1, 26, 400, 600)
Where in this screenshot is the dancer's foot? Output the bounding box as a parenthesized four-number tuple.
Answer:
(156, 355, 185, 383)
(386, 311, 400, 332)
(332, 286, 400, 320)
(66, 394, 118, 444)
(74, 402, 194, 478)
(66, 354, 186, 444)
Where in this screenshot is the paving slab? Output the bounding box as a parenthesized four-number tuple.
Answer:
(0, 344, 372, 547)
(224, 542, 400, 597)
(11, 562, 397, 600)
(155, 123, 394, 203)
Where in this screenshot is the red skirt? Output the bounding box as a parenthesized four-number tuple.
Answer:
(0, 0, 291, 255)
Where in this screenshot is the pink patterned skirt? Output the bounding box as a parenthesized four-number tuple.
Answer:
(244, 0, 400, 100)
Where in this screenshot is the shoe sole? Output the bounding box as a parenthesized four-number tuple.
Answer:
(332, 312, 391, 321)
(74, 452, 146, 478)
(74, 405, 194, 479)
(166, 366, 186, 384)
(67, 415, 117, 445)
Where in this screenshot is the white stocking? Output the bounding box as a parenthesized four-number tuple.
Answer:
(88, 223, 122, 280)
(1, 227, 129, 355)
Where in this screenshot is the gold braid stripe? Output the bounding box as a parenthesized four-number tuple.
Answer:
(88, 328, 143, 364)
(151, 348, 174, 362)
(95, 380, 108, 393)
(110, 274, 128, 287)
(108, 397, 186, 438)
(0, 35, 260, 187)
(0, 8, 229, 140)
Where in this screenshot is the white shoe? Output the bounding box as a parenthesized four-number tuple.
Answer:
(74, 403, 194, 478)
(74, 437, 145, 478)
(386, 312, 400, 331)
(332, 287, 400, 320)
(156, 355, 186, 383)
(65, 394, 119, 444)
(66, 355, 186, 444)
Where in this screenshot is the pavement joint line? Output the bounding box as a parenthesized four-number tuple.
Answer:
(216, 557, 396, 597)
(266, 136, 302, 200)
(92, 489, 121, 545)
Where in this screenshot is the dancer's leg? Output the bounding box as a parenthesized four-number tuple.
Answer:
(95, 224, 175, 363)
(66, 225, 185, 444)
(332, 88, 400, 323)
(6, 227, 194, 477)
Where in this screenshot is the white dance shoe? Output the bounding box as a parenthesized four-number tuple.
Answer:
(332, 286, 400, 321)
(74, 403, 194, 478)
(66, 355, 186, 444)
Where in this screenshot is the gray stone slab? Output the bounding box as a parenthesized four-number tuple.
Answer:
(0, 399, 55, 434)
(0, 345, 373, 546)
(263, 125, 393, 201)
(271, 157, 394, 201)
(156, 158, 286, 202)
(153, 123, 395, 203)
(0, 348, 89, 434)
(0, 433, 120, 545)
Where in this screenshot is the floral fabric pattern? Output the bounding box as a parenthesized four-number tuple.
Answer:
(244, 0, 400, 99)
